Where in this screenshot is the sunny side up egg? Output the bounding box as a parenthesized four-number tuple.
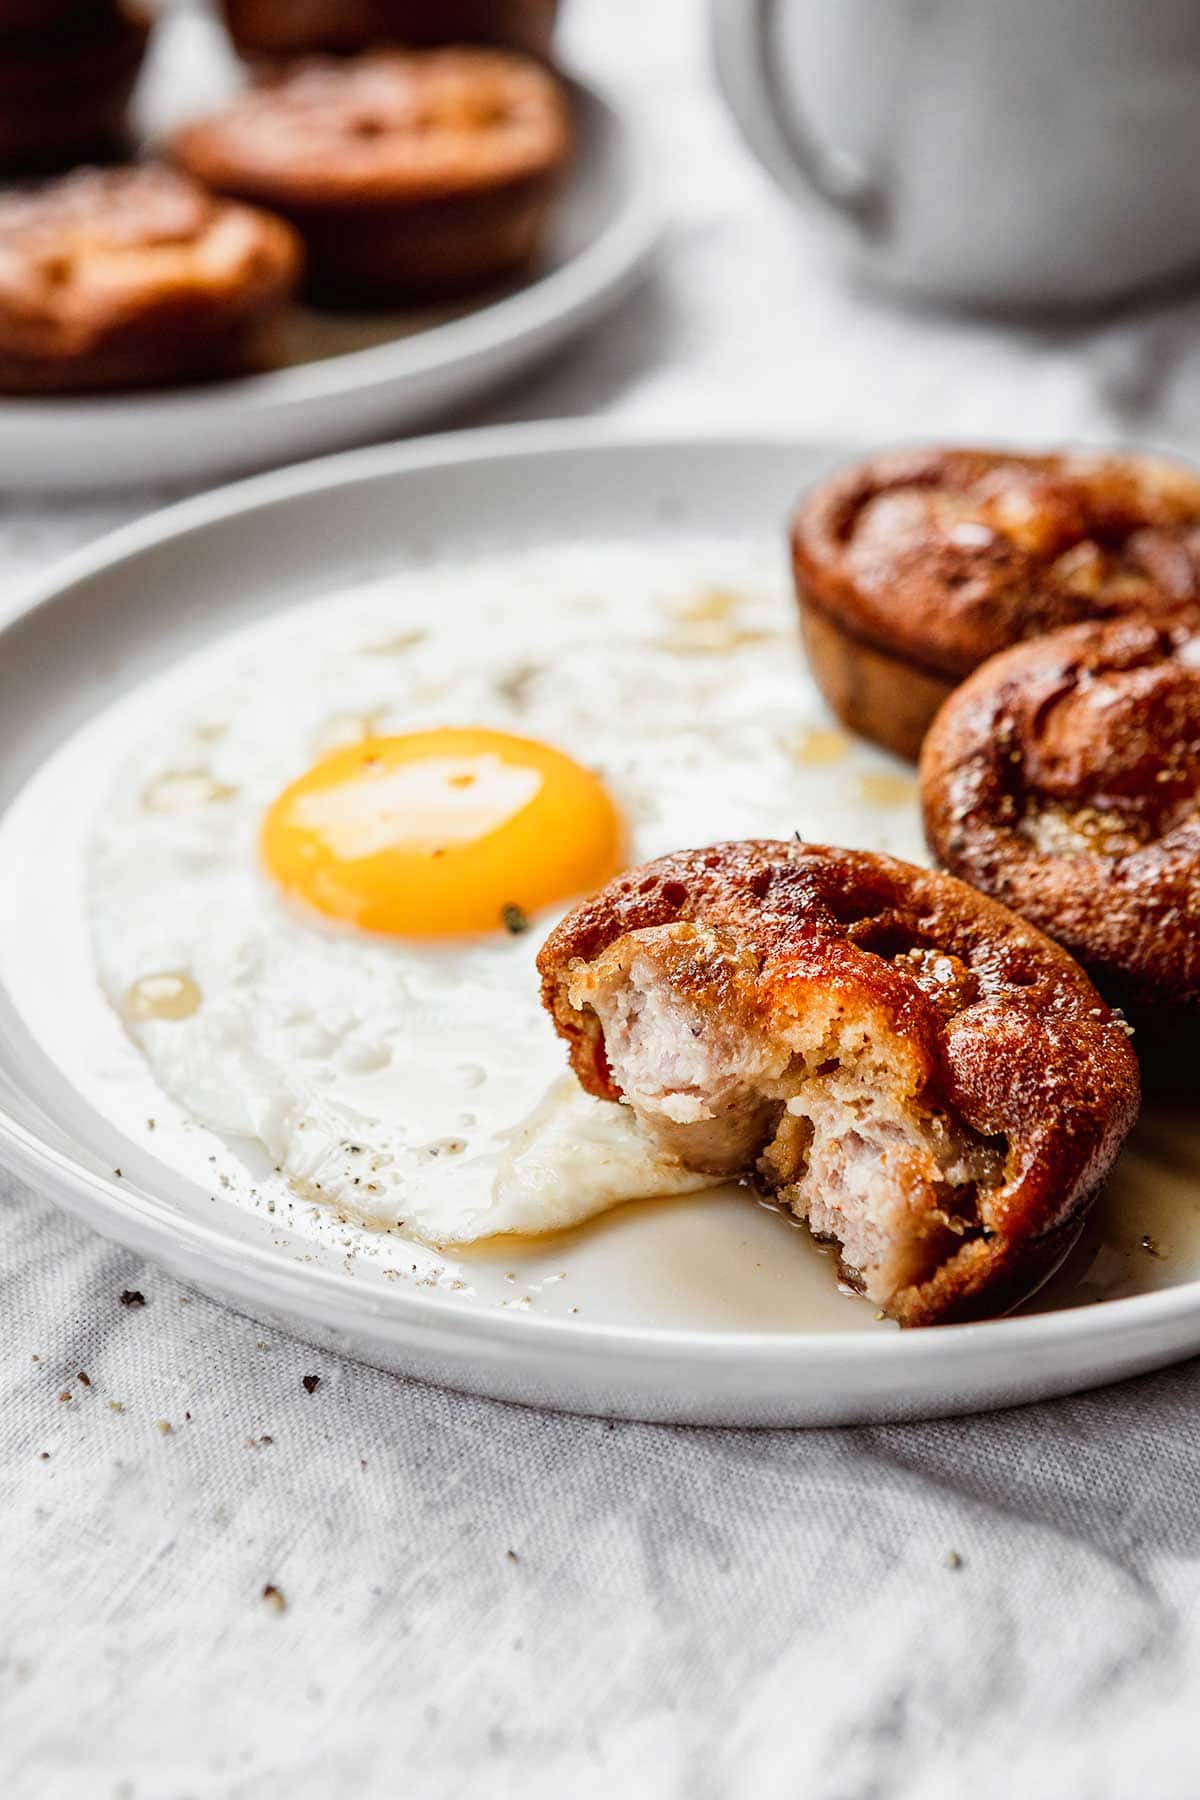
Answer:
(87, 713, 707, 1244)
(260, 727, 622, 937)
(87, 542, 822, 1249)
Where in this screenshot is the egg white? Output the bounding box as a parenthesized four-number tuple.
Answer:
(86, 539, 922, 1246)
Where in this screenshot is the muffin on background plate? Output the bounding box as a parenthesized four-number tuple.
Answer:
(0, 164, 302, 392)
(218, 0, 559, 62)
(791, 446, 1200, 761)
(172, 47, 572, 302)
(0, 1, 151, 174)
(0, 0, 114, 26)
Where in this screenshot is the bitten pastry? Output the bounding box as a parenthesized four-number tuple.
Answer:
(171, 48, 572, 302)
(0, 165, 302, 392)
(219, 0, 558, 61)
(921, 612, 1200, 1073)
(0, 2, 150, 174)
(792, 447, 1200, 761)
(538, 840, 1139, 1327)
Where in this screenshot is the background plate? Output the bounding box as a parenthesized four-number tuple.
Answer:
(0, 8, 657, 492)
(1, 424, 1198, 1425)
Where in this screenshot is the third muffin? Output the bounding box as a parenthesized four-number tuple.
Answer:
(0, 1, 150, 173)
(171, 47, 572, 303)
(218, 0, 559, 62)
(791, 446, 1200, 761)
(920, 611, 1200, 1082)
(0, 164, 301, 392)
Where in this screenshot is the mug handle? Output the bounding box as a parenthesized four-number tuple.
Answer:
(709, 0, 883, 231)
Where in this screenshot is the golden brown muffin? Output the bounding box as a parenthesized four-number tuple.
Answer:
(792, 447, 1200, 762)
(171, 48, 572, 302)
(538, 839, 1139, 1327)
(921, 612, 1200, 1082)
(0, 164, 302, 392)
(219, 0, 558, 61)
(0, 3, 150, 174)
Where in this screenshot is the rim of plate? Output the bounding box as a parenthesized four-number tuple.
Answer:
(2, 417, 1196, 1373)
(0, 75, 659, 426)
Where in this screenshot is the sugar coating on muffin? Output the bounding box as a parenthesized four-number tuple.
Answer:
(218, 0, 558, 62)
(0, 2, 150, 174)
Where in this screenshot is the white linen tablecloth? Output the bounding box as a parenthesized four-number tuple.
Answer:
(4, 5, 1200, 1795)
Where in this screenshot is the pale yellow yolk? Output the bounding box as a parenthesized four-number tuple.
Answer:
(260, 728, 623, 936)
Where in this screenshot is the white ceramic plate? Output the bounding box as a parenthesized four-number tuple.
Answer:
(2, 423, 1199, 1426)
(0, 10, 657, 493)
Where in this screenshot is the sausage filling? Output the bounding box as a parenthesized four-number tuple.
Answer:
(566, 928, 1006, 1309)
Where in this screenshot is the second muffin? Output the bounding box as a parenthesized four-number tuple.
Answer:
(218, 0, 559, 62)
(0, 1, 150, 173)
(171, 47, 573, 303)
(0, 164, 302, 391)
(920, 611, 1200, 1082)
(792, 446, 1200, 761)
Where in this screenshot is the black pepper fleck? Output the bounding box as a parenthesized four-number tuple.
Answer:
(119, 1290, 146, 1309)
(301, 1374, 321, 1395)
(501, 903, 530, 935)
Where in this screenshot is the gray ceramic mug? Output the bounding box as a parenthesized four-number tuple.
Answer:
(710, 0, 1200, 310)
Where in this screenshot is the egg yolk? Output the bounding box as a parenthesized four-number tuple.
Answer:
(260, 728, 623, 937)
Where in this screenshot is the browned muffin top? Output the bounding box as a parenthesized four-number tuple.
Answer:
(793, 447, 1200, 680)
(0, 165, 301, 359)
(921, 612, 1200, 1012)
(171, 48, 572, 208)
(539, 840, 1138, 1326)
